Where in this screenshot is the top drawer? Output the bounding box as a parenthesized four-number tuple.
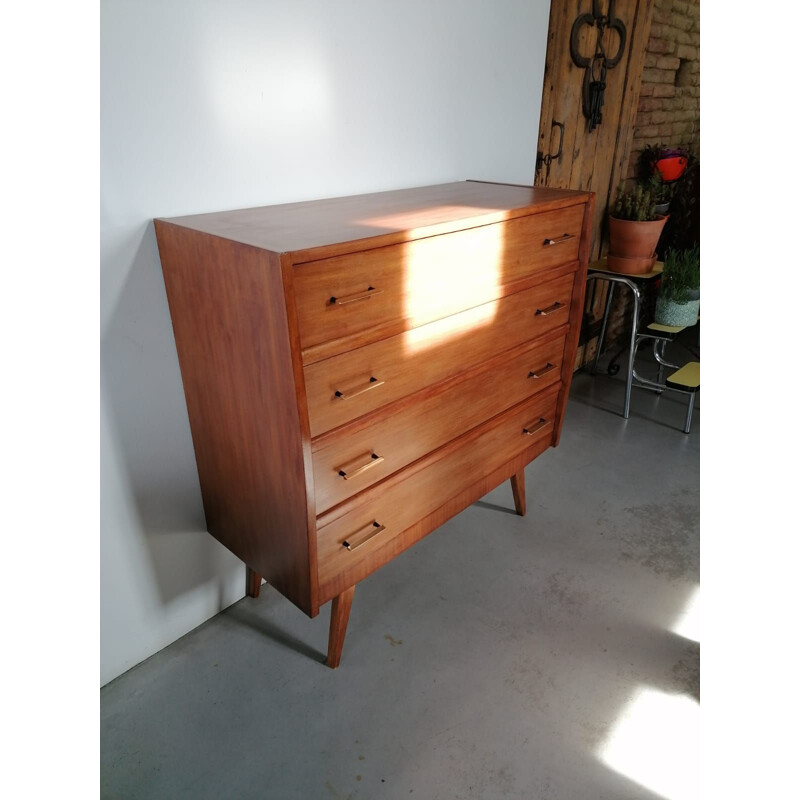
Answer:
(293, 204, 584, 354)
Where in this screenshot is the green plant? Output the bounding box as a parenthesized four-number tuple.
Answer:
(659, 246, 700, 303)
(611, 182, 658, 222)
(642, 171, 673, 205)
(638, 143, 664, 179)
(660, 156, 699, 252)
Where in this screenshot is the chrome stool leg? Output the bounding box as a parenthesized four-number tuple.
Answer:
(683, 392, 696, 434)
(655, 339, 665, 386)
(592, 283, 615, 375)
(623, 285, 641, 419)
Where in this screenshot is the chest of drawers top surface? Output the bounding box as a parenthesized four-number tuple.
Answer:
(159, 181, 591, 259)
(155, 181, 594, 665)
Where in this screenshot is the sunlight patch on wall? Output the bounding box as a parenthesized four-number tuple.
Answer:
(597, 687, 699, 800)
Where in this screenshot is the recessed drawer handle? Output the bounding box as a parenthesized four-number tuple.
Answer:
(528, 362, 557, 379)
(543, 233, 575, 246)
(329, 286, 383, 306)
(334, 376, 385, 400)
(535, 301, 566, 316)
(337, 452, 384, 480)
(522, 418, 549, 436)
(342, 521, 386, 551)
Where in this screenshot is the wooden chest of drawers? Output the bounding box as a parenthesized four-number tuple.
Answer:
(155, 181, 593, 667)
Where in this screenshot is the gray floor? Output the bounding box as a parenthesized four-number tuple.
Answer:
(102, 346, 699, 800)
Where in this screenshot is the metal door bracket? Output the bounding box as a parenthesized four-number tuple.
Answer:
(536, 120, 565, 180)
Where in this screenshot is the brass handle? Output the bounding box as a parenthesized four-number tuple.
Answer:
(337, 452, 384, 480)
(329, 286, 383, 306)
(522, 418, 549, 436)
(342, 521, 386, 551)
(543, 233, 575, 246)
(528, 362, 557, 379)
(334, 376, 385, 400)
(535, 301, 566, 316)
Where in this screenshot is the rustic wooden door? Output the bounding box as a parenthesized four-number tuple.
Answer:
(534, 0, 655, 367)
(534, 0, 655, 261)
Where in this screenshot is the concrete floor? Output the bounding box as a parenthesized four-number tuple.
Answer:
(101, 346, 699, 800)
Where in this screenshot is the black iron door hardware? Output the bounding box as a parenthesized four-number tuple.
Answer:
(570, 0, 627, 131)
(536, 120, 565, 182)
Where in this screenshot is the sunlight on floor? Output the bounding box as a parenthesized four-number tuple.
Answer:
(598, 686, 699, 800)
(670, 586, 700, 643)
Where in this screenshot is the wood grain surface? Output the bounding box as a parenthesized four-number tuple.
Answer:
(304, 271, 576, 437)
(155, 182, 594, 662)
(511, 470, 527, 517)
(315, 386, 560, 601)
(326, 585, 355, 669)
(535, 0, 655, 260)
(553, 193, 594, 447)
(154, 223, 317, 616)
(160, 182, 591, 261)
(293, 204, 584, 351)
(311, 329, 567, 514)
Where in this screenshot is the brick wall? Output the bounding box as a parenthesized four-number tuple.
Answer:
(627, 0, 700, 183)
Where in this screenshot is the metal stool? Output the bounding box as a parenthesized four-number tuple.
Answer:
(587, 267, 657, 419)
(631, 323, 700, 434)
(587, 263, 699, 433)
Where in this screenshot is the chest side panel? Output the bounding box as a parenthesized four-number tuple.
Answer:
(155, 223, 316, 616)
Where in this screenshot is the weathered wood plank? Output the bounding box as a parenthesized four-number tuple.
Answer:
(534, 0, 657, 364)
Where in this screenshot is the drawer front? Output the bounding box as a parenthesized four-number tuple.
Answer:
(312, 329, 567, 514)
(316, 385, 560, 589)
(304, 272, 575, 437)
(294, 204, 584, 352)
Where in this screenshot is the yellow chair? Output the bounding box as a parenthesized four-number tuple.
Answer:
(632, 323, 700, 434)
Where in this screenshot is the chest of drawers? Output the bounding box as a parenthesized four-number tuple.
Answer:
(155, 181, 593, 667)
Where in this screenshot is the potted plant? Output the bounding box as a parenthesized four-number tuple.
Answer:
(655, 246, 700, 326)
(607, 182, 668, 274)
(644, 172, 673, 216)
(654, 147, 688, 182)
(640, 143, 689, 184)
(658, 157, 699, 255)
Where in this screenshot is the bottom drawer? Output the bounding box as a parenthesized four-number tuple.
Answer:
(316, 384, 560, 594)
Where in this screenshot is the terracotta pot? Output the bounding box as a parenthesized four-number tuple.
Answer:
(606, 253, 657, 275)
(608, 215, 668, 259)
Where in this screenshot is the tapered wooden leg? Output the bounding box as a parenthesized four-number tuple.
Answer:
(510, 469, 526, 516)
(326, 585, 355, 669)
(245, 566, 262, 598)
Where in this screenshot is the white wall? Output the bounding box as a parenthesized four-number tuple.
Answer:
(100, 0, 550, 685)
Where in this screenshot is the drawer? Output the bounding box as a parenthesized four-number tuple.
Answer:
(304, 271, 575, 437)
(311, 329, 567, 514)
(315, 385, 560, 590)
(294, 204, 584, 354)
